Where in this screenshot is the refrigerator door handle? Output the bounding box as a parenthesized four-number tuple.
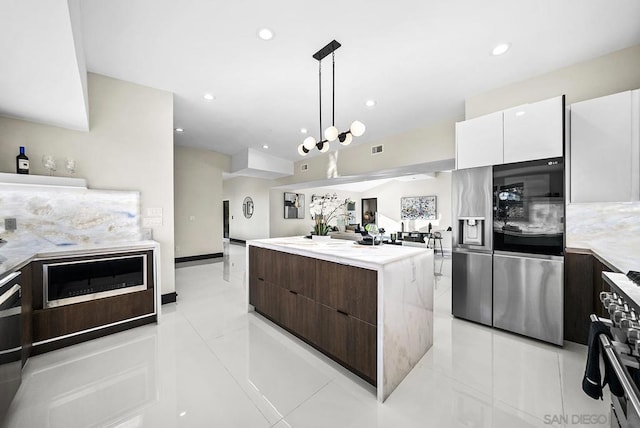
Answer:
(493, 250, 564, 261)
(452, 248, 492, 255)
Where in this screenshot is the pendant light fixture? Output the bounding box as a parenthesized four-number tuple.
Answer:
(298, 40, 365, 156)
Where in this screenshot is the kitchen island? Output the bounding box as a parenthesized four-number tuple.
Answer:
(246, 236, 434, 402)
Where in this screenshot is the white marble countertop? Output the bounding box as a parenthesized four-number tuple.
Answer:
(248, 236, 432, 270)
(566, 202, 640, 274)
(603, 272, 640, 308)
(0, 240, 158, 278)
(567, 241, 638, 274)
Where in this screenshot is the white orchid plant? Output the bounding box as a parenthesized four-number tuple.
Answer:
(309, 193, 352, 236)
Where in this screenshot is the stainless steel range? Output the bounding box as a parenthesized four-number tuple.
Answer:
(595, 272, 640, 428)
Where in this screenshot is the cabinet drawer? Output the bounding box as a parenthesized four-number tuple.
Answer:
(319, 304, 376, 383)
(250, 248, 316, 299)
(277, 252, 316, 299)
(315, 260, 377, 325)
(33, 289, 154, 342)
(250, 278, 281, 323)
(280, 289, 317, 339)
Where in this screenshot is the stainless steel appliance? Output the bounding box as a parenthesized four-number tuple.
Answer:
(493, 251, 563, 344)
(595, 273, 640, 428)
(452, 166, 493, 326)
(492, 157, 565, 345)
(0, 271, 22, 422)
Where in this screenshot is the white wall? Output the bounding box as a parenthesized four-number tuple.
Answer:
(0, 73, 176, 294)
(222, 176, 273, 241)
(269, 187, 362, 238)
(465, 44, 640, 119)
(174, 146, 230, 258)
(278, 118, 456, 186)
(361, 173, 452, 247)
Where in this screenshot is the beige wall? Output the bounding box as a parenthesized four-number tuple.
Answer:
(269, 188, 362, 238)
(222, 176, 273, 241)
(0, 73, 176, 294)
(466, 44, 640, 119)
(361, 173, 452, 236)
(278, 118, 457, 186)
(174, 146, 230, 258)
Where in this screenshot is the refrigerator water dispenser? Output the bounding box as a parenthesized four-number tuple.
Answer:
(459, 217, 485, 246)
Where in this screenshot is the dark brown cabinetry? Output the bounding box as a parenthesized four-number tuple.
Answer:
(564, 249, 614, 345)
(249, 246, 377, 385)
(315, 260, 377, 325)
(29, 249, 156, 353)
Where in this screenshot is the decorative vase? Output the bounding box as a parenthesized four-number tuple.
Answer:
(311, 235, 332, 241)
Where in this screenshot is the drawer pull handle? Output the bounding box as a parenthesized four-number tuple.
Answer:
(337, 309, 349, 316)
(258, 277, 264, 281)
(289, 290, 298, 295)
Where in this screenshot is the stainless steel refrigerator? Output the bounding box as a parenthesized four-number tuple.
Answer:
(451, 166, 493, 326)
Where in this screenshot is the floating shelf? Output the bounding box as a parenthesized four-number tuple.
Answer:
(0, 172, 87, 188)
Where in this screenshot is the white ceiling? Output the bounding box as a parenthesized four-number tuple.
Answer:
(2, 0, 640, 164)
(0, 0, 89, 130)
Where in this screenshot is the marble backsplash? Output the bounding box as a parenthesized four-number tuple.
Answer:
(0, 184, 141, 248)
(566, 201, 640, 272)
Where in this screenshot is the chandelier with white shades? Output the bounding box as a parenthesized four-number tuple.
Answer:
(298, 40, 365, 156)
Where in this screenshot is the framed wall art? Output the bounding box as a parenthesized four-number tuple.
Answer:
(284, 192, 304, 219)
(401, 195, 437, 220)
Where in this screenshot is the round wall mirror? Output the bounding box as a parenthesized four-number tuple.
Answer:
(242, 197, 254, 219)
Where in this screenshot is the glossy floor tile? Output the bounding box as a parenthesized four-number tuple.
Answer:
(2, 243, 610, 428)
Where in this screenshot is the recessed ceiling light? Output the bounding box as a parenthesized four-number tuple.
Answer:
(365, 99, 376, 107)
(515, 111, 526, 117)
(492, 43, 511, 56)
(175, 128, 184, 133)
(258, 28, 274, 41)
(263, 144, 269, 149)
(300, 128, 308, 134)
(203, 93, 214, 101)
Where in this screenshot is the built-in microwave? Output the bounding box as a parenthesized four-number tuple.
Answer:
(493, 157, 564, 256)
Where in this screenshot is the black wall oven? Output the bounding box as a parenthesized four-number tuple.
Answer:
(493, 157, 564, 256)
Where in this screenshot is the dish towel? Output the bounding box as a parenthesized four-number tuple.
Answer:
(582, 319, 624, 399)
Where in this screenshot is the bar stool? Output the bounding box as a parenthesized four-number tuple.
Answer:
(427, 231, 444, 256)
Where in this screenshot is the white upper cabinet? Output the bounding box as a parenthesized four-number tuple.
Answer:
(455, 111, 503, 170)
(503, 96, 564, 163)
(570, 90, 639, 203)
(455, 96, 564, 170)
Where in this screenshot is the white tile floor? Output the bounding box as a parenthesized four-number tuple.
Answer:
(2, 243, 611, 428)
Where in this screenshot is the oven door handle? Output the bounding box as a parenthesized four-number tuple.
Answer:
(0, 272, 20, 289)
(599, 333, 640, 418)
(0, 283, 21, 307)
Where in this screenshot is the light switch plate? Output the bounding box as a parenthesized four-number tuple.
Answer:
(143, 217, 163, 227)
(146, 207, 163, 217)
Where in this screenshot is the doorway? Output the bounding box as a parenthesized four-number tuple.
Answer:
(361, 198, 377, 226)
(223, 200, 229, 239)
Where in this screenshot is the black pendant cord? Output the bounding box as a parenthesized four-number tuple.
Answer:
(318, 60, 322, 139)
(332, 51, 335, 127)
